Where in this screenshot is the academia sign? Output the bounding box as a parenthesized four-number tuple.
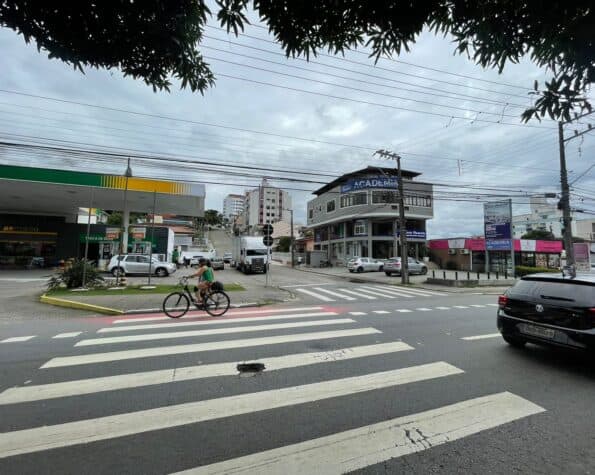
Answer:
(341, 175, 398, 193)
(484, 200, 513, 251)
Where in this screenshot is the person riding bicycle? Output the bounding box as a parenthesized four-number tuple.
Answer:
(190, 257, 214, 303)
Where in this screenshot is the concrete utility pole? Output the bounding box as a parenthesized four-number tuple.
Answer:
(558, 112, 594, 269)
(374, 149, 409, 284)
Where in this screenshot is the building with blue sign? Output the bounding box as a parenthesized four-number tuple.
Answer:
(306, 167, 433, 263)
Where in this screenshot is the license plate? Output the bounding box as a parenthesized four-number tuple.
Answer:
(518, 323, 555, 339)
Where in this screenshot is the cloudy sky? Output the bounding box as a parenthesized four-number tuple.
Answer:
(1, 3, 593, 237)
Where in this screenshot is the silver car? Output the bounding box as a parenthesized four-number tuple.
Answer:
(347, 257, 384, 273)
(108, 254, 177, 277)
(384, 257, 428, 276)
(211, 256, 225, 270)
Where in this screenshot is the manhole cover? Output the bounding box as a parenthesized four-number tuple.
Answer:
(237, 362, 265, 377)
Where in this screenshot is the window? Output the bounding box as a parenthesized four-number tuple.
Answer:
(404, 195, 432, 207)
(327, 200, 336, 212)
(308, 209, 313, 219)
(354, 220, 367, 235)
(372, 191, 398, 204)
(340, 192, 368, 207)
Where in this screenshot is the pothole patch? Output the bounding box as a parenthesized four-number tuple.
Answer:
(237, 362, 265, 377)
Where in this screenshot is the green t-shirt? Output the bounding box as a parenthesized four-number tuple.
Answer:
(201, 267, 214, 283)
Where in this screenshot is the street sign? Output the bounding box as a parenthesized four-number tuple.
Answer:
(263, 235, 274, 247)
(262, 224, 273, 236)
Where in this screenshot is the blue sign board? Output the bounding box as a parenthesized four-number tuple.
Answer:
(484, 200, 513, 251)
(486, 239, 512, 251)
(396, 230, 427, 240)
(341, 175, 398, 193)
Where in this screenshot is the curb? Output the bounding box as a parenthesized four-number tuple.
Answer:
(293, 267, 509, 294)
(40, 294, 124, 315)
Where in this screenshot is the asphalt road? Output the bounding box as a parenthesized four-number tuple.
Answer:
(1, 291, 595, 474)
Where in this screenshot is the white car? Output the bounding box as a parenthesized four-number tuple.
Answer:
(108, 254, 176, 277)
(347, 257, 384, 273)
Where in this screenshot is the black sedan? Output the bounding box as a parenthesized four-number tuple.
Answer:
(497, 273, 595, 351)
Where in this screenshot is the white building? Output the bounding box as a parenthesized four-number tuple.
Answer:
(222, 194, 244, 220)
(272, 220, 301, 239)
(243, 179, 292, 228)
(513, 195, 595, 240)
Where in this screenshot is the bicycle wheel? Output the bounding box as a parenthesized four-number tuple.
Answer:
(163, 292, 190, 318)
(204, 291, 230, 317)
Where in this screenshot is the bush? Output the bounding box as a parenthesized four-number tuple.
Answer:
(47, 259, 104, 290)
(514, 266, 560, 277)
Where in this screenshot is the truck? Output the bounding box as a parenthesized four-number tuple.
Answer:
(232, 236, 269, 274)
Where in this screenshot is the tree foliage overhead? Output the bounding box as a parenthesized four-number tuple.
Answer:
(521, 229, 556, 240)
(1, 1, 592, 121)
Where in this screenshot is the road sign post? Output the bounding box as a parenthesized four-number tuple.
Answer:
(262, 224, 274, 287)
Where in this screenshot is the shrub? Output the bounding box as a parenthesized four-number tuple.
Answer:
(47, 259, 104, 290)
(514, 266, 560, 277)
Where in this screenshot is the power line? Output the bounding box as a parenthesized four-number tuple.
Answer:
(246, 23, 532, 91)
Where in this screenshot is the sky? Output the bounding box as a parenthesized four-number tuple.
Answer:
(0, 3, 593, 237)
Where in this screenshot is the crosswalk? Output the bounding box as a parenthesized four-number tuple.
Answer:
(0, 305, 545, 472)
(293, 284, 446, 303)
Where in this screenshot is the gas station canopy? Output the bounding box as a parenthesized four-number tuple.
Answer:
(0, 164, 205, 217)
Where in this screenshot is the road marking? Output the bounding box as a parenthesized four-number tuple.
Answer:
(454, 305, 469, 309)
(52, 332, 83, 339)
(372, 310, 390, 314)
(376, 286, 445, 297)
(112, 306, 324, 324)
(435, 306, 451, 310)
(76, 319, 354, 347)
(349, 312, 367, 316)
(0, 342, 414, 405)
(415, 308, 432, 311)
(470, 304, 486, 308)
(356, 287, 398, 299)
(41, 328, 382, 368)
(312, 288, 357, 301)
(336, 288, 376, 300)
(487, 303, 499, 307)
(174, 392, 544, 475)
(295, 288, 335, 302)
(461, 333, 501, 341)
(281, 283, 334, 288)
(396, 309, 412, 313)
(368, 286, 420, 298)
(99, 312, 339, 333)
(0, 362, 462, 459)
(1, 336, 35, 343)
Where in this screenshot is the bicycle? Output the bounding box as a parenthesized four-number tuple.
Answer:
(162, 276, 230, 318)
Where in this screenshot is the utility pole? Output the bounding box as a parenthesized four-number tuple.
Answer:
(374, 149, 409, 284)
(557, 112, 594, 270)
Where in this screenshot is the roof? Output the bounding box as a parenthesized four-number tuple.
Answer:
(522, 273, 595, 284)
(167, 225, 195, 234)
(312, 166, 422, 196)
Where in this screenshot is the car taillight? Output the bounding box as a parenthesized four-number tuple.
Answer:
(498, 295, 508, 309)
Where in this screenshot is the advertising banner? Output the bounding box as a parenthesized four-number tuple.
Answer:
(574, 242, 591, 272)
(105, 227, 120, 240)
(341, 175, 398, 193)
(130, 227, 146, 240)
(396, 230, 427, 240)
(484, 201, 512, 251)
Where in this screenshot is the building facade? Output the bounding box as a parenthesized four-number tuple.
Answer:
(243, 179, 292, 228)
(306, 167, 433, 263)
(222, 194, 245, 220)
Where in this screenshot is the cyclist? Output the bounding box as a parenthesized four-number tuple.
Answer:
(190, 257, 214, 303)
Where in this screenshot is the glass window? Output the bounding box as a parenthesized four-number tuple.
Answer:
(354, 220, 367, 235)
(372, 191, 398, 204)
(327, 200, 336, 212)
(340, 193, 368, 207)
(308, 209, 313, 219)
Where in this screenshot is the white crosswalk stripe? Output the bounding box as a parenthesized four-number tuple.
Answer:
(295, 288, 335, 302)
(1, 336, 35, 343)
(0, 342, 413, 405)
(41, 328, 382, 368)
(76, 319, 354, 347)
(336, 288, 377, 299)
(0, 304, 546, 472)
(364, 286, 416, 298)
(356, 287, 399, 298)
(462, 333, 502, 341)
(175, 392, 544, 475)
(374, 285, 444, 297)
(0, 363, 463, 459)
(310, 287, 357, 301)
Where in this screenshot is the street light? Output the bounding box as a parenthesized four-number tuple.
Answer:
(283, 208, 295, 267)
(116, 158, 132, 286)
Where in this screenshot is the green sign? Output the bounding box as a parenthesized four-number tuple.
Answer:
(79, 234, 119, 243)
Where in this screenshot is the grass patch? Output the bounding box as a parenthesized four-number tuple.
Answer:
(47, 282, 245, 296)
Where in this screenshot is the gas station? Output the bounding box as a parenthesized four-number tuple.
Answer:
(0, 164, 205, 268)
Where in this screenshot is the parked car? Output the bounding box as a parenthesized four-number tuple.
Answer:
(108, 254, 176, 277)
(223, 251, 232, 263)
(497, 273, 595, 351)
(211, 256, 225, 270)
(347, 257, 384, 273)
(189, 255, 204, 267)
(384, 257, 428, 276)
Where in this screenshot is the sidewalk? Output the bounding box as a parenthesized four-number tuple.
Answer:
(293, 265, 513, 294)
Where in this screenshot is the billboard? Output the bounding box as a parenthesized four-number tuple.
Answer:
(484, 201, 512, 251)
(341, 175, 398, 193)
(574, 242, 591, 272)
